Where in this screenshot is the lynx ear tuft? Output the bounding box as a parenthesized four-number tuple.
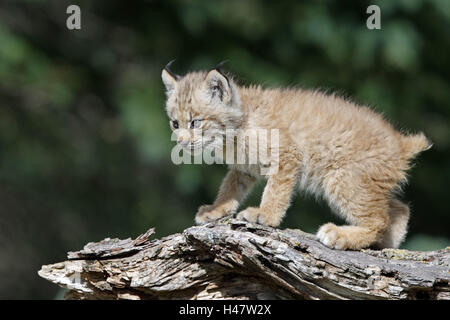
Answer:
(161, 60, 179, 95)
(205, 69, 231, 103)
(213, 60, 229, 73)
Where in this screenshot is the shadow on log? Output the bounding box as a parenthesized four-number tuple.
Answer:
(38, 218, 450, 300)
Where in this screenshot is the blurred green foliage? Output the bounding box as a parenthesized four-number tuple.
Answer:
(0, 0, 448, 299)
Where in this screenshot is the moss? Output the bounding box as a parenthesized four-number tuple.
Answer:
(381, 248, 428, 261)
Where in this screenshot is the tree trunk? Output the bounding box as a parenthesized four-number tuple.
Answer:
(38, 218, 450, 300)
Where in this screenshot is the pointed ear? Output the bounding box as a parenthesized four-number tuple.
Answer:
(204, 69, 231, 103)
(161, 69, 178, 95)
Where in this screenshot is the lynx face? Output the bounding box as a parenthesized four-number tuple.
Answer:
(162, 65, 243, 153)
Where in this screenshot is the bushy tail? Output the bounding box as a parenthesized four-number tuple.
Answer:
(401, 132, 432, 159)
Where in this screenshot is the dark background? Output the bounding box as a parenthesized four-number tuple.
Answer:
(0, 0, 448, 299)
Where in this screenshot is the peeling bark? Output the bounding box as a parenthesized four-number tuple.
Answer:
(38, 218, 450, 300)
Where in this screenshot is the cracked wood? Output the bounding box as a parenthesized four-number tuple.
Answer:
(38, 218, 450, 300)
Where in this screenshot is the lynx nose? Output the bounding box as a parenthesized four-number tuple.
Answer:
(177, 139, 190, 147)
(177, 130, 191, 147)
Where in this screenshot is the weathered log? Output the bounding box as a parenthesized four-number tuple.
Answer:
(38, 218, 450, 300)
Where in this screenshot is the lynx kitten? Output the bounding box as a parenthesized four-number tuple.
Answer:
(161, 61, 431, 250)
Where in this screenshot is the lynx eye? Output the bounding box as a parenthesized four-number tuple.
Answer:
(171, 120, 179, 129)
(190, 119, 202, 129)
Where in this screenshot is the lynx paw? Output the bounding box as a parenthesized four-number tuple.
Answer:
(195, 205, 229, 224)
(236, 207, 279, 227)
(316, 223, 349, 250)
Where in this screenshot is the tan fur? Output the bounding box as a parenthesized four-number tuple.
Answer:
(162, 67, 431, 250)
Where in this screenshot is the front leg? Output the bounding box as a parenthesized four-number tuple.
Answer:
(195, 169, 256, 224)
(237, 162, 299, 227)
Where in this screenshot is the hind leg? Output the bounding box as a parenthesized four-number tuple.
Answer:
(317, 208, 389, 250)
(375, 199, 410, 249)
(317, 169, 391, 250)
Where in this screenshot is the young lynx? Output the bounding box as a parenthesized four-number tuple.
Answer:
(161, 61, 431, 250)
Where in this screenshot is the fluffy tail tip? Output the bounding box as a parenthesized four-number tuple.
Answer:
(402, 132, 432, 157)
